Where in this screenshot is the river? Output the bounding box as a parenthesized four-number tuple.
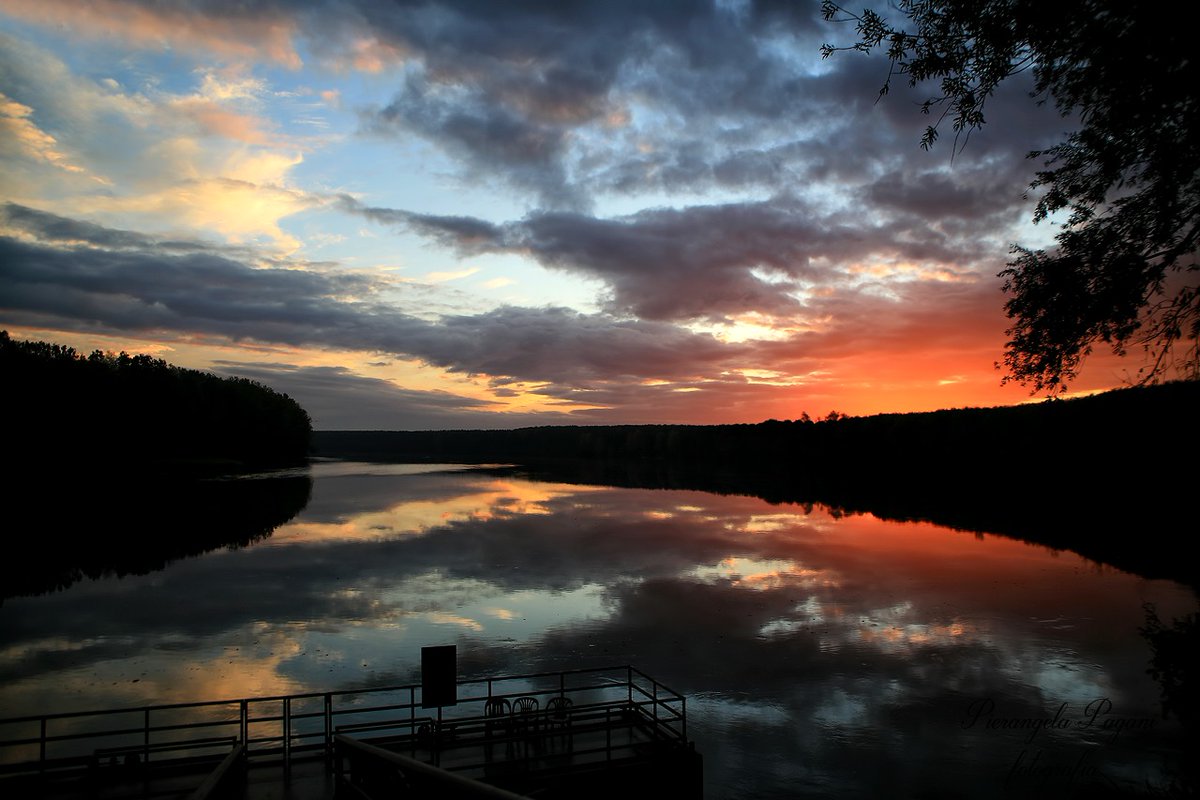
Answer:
(0, 461, 1194, 797)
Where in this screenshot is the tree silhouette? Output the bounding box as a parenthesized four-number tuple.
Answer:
(1, 331, 312, 467)
(821, 0, 1199, 392)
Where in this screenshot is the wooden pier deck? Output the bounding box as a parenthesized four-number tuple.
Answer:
(0, 666, 702, 799)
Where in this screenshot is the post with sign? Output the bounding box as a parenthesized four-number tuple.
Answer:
(421, 645, 457, 729)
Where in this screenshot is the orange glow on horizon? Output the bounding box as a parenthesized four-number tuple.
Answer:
(1, 321, 1152, 426)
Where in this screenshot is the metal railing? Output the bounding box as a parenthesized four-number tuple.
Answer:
(0, 665, 687, 787)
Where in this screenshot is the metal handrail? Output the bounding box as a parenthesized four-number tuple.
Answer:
(0, 665, 688, 778)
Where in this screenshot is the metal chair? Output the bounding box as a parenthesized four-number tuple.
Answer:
(485, 697, 512, 718)
(513, 696, 539, 713)
(545, 696, 572, 730)
(484, 697, 511, 737)
(512, 696, 539, 733)
(482, 696, 512, 762)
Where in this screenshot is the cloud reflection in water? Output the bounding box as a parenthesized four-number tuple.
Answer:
(0, 463, 1192, 797)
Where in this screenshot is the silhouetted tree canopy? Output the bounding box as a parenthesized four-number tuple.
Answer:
(821, 0, 1199, 392)
(1, 331, 312, 467)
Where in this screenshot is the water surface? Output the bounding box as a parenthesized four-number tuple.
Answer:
(0, 462, 1193, 797)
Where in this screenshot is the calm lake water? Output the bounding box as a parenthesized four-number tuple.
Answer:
(1, 462, 1194, 797)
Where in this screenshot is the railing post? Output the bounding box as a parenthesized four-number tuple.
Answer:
(143, 708, 151, 765)
(410, 687, 417, 757)
(240, 700, 248, 750)
(283, 697, 291, 770)
(627, 666, 632, 707)
(653, 682, 659, 725)
(324, 695, 333, 758)
(39, 718, 46, 770)
(682, 696, 687, 742)
(605, 708, 611, 762)
(324, 693, 333, 757)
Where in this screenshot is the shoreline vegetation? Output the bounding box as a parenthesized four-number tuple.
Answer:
(314, 380, 1199, 590)
(3, 330, 1194, 593)
(1, 331, 314, 600)
(1, 331, 312, 471)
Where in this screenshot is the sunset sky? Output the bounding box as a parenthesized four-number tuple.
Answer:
(0, 1, 1145, 429)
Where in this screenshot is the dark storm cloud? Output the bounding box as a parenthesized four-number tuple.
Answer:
(369, 69, 585, 209)
(7, 0, 1070, 229)
(331, 0, 1071, 215)
(0, 1, 1090, 423)
(864, 165, 1028, 222)
(0, 234, 386, 332)
(211, 361, 577, 430)
(0, 216, 746, 386)
(336, 196, 504, 252)
(2, 202, 160, 250)
(343, 0, 838, 207)
(343, 193, 1006, 322)
(0, 202, 289, 260)
(510, 203, 815, 320)
(424, 305, 743, 381)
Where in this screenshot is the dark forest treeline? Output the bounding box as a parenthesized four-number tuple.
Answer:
(315, 380, 1199, 474)
(316, 380, 1200, 587)
(2, 331, 312, 468)
(1, 331, 314, 599)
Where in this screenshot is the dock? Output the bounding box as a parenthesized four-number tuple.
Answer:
(0, 665, 702, 799)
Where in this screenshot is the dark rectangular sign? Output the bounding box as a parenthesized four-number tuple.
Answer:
(421, 645, 457, 708)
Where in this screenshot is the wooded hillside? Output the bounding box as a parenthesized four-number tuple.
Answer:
(2, 331, 312, 468)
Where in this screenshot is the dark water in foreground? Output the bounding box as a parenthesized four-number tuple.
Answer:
(0, 462, 1194, 797)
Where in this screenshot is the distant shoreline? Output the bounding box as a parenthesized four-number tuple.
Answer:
(312, 380, 1200, 590)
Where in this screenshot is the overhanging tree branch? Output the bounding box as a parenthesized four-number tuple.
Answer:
(822, 0, 1200, 391)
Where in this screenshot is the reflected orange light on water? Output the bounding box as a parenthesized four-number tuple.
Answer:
(268, 478, 603, 544)
(2, 468, 1193, 773)
(694, 502, 1193, 662)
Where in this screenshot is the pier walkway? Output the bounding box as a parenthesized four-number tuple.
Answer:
(0, 665, 702, 799)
